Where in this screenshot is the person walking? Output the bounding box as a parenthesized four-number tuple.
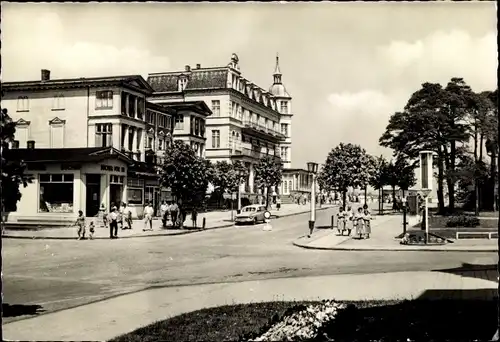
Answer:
(345, 205, 354, 236)
(74, 210, 86, 240)
(108, 207, 119, 239)
(276, 196, 281, 211)
(99, 203, 108, 229)
(160, 201, 168, 228)
(121, 202, 133, 230)
(354, 207, 365, 239)
(363, 205, 373, 239)
(143, 202, 154, 231)
(337, 206, 347, 235)
(170, 201, 179, 228)
(191, 208, 198, 229)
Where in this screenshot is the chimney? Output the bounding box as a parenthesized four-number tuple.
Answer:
(41, 69, 51, 81)
(185, 65, 191, 72)
(27, 140, 35, 149)
(196, 64, 201, 69)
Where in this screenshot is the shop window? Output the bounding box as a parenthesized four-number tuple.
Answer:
(95, 123, 112, 147)
(127, 188, 143, 205)
(39, 173, 74, 213)
(96, 90, 113, 109)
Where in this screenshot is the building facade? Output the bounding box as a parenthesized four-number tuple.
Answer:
(147, 53, 294, 199)
(1, 70, 180, 220)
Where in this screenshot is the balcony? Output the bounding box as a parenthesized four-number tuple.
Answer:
(233, 147, 281, 161)
(242, 120, 286, 142)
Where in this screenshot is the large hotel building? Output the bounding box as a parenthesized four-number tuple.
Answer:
(1, 54, 313, 224)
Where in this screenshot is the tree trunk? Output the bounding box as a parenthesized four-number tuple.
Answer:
(342, 190, 347, 209)
(474, 124, 480, 215)
(448, 141, 456, 212)
(378, 187, 383, 215)
(392, 186, 396, 210)
(437, 149, 445, 214)
(364, 186, 367, 206)
(491, 152, 497, 211)
(479, 133, 484, 161)
(265, 186, 270, 210)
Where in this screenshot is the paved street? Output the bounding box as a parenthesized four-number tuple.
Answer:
(3, 206, 497, 325)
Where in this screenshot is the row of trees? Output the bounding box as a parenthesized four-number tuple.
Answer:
(317, 142, 416, 213)
(379, 78, 498, 214)
(161, 140, 283, 210)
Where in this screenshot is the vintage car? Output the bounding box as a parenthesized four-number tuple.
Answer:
(234, 204, 267, 225)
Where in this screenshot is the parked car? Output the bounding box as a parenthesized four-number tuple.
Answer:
(235, 205, 267, 225)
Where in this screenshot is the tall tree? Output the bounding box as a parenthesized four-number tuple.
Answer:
(321, 143, 374, 206)
(161, 140, 211, 212)
(212, 161, 239, 207)
(369, 155, 389, 214)
(254, 156, 283, 209)
(1, 108, 32, 214)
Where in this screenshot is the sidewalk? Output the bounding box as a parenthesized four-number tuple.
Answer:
(3, 269, 497, 341)
(3, 203, 335, 240)
(294, 214, 499, 252)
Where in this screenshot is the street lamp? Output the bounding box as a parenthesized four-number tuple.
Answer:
(402, 189, 408, 235)
(237, 169, 244, 214)
(307, 162, 319, 237)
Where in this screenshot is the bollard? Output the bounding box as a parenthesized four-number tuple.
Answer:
(202, 217, 206, 230)
(331, 215, 334, 229)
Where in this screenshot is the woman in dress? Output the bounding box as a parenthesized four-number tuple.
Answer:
(363, 204, 372, 239)
(345, 206, 354, 236)
(337, 206, 346, 235)
(354, 207, 365, 239)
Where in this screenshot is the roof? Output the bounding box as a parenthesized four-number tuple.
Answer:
(147, 69, 229, 93)
(269, 84, 291, 98)
(2, 75, 154, 94)
(160, 101, 212, 116)
(146, 101, 176, 115)
(5, 147, 134, 164)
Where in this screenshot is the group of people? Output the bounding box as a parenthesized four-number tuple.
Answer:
(158, 201, 199, 229)
(336, 204, 373, 239)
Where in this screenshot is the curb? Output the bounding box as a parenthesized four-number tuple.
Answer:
(292, 239, 498, 252)
(2, 206, 336, 240)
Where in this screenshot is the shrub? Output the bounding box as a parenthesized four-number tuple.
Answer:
(446, 215, 480, 228)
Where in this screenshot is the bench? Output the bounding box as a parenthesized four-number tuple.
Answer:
(455, 231, 498, 240)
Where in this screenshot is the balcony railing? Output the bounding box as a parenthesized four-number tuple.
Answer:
(243, 120, 286, 140)
(240, 147, 281, 161)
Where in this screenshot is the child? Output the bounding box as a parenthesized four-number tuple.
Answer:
(363, 206, 372, 239)
(89, 221, 95, 240)
(74, 210, 86, 240)
(337, 207, 346, 235)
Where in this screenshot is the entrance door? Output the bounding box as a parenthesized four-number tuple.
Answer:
(110, 184, 123, 209)
(86, 174, 101, 217)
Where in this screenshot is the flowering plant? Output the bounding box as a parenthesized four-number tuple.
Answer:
(252, 300, 346, 341)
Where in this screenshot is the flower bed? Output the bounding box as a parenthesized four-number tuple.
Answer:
(251, 300, 346, 341)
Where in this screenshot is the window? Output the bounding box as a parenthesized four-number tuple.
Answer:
(159, 115, 166, 128)
(137, 98, 144, 120)
(52, 94, 65, 110)
(200, 121, 205, 137)
(11, 140, 19, 149)
(195, 118, 200, 136)
(280, 147, 287, 160)
(15, 121, 29, 148)
(166, 116, 172, 130)
(121, 93, 127, 115)
(281, 123, 288, 137)
(159, 139, 163, 150)
(178, 76, 188, 91)
(147, 137, 153, 149)
(237, 105, 242, 120)
(128, 95, 135, 117)
(228, 101, 233, 117)
(39, 174, 74, 213)
(128, 128, 135, 151)
(280, 101, 288, 114)
(17, 96, 29, 112)
(110, 175, 124, 184)
(284, 180, 288, 193)
(127, 188, 143, 205)
(212, 100, 220, 117)
(96, 91, 113, 109)
(50, 119, 65, 148)
(175, 114, 184, 130)
(95, 123, 113, 147)
(212, 130, 220, 148)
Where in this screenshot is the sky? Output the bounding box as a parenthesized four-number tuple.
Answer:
(1, 2, 497, 169)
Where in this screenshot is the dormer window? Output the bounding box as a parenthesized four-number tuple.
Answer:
(178, 75, 188, 91)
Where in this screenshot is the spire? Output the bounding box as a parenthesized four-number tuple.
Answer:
(273, 53, 282, 84)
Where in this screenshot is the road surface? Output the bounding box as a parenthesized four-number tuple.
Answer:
(2, 206, 497, 322)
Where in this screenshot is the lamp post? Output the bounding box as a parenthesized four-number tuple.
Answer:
(402, 190, 407, 235)
(237, 169, 243, 214)
(307, 162, 319, 237)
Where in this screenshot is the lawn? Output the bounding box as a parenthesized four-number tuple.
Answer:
(111, 299, 497, 342)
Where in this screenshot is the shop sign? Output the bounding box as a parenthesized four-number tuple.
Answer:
(101, 164, 125, 173)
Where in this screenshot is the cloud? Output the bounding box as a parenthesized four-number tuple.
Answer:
(1, 11, 170, 81)
(377, 29, 497, 92)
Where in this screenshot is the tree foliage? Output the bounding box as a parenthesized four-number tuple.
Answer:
(321, 143, 374, 204)
(161, 140, 211, 208)
(254, 156, 283, 208)
(211, 160, 250, 205)
(1, 108, 32, 213)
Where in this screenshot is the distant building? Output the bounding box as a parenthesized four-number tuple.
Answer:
(147, 53, 306, 202)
